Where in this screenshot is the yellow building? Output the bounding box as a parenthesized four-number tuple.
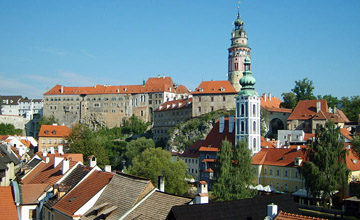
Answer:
(252, 145, 306, 193)
(38, 124, 71, 152)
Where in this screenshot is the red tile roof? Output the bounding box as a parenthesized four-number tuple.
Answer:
(21, 139, 32, 147)
(288, 100, 328, 121)
(21, 158, 78, 185)
(36, 152, 84, 163)
(39, 124, 71, 138)
(266, 107, 292, 113)
(260, 95, 282, 109)
(346, 148, 360, 171)
(44, 77, 190, 96)
(192, 81, 237, 95)
(21, 184, 49, 204)
(252, 145, 307, 167)
(202, 159, 216, 163)
(275, 211, 327, 220)
(53, 170, 114, 217)
(155, 98, 192, 112)
(261, 137, 277, 148)
(181, 118, 235, 159)
(0, 186, 18, 219)
(341, 128, 353, 141)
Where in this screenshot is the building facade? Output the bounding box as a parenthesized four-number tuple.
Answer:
(192, 81, 237, 118)
(153, 98, 192, 144)
(38, 124, 71, 152)
(235, 56, 261, 154)
(43, 76, 190, 128)
(0, 96, 22, 116)
(228, 12, 251, 92)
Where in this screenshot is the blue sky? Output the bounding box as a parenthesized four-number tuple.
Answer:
(1, 0, 359, 99)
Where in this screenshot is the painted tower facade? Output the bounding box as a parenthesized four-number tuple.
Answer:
(235, 56, 260, 154)
(228, 12, 251, 92)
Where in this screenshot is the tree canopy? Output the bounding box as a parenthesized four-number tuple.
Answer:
(280, 92, 297, 109)
(317, 94, 339, 110)
(128, 147, 189, 195)
(352, 135, 360, 160)
(0, 123, 22, 135)
(299, 121, 349, 206)
(212, 140, 256, 201)
(292, 77, 316, 102)
(340, 96, 360, 122)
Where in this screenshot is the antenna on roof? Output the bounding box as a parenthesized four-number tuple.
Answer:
(237, 1, 241, 16)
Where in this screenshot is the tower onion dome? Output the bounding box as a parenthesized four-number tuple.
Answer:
(234, 13, 244, 27)
(239, 56, 258, 96)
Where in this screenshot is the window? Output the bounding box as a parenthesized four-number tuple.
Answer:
(48, 139, 51, 144)
(211, 97, 214, 102)
(223, 96, 226, 101)
(276, 183, 279, 189)
(54, 139, 57, 144)
(270, 169, 273, 175)
(241, 121, 245, 133)
(253, 138, 256, 151)
(276, 169, 280, 176)
(253, 104, 256, 116)
(199, 97, 201, 102)
(264, 168, 267, 175)
(285, 170, 288, 177)
(295, 171, 298, 178)
(42, 139, 46, 144)
(198, 107, 201, 112)
(285, 184, 288, 191)
(211, 106, 214, 111)
(253, 121, 256, 133)
(241, 104, 244, 116)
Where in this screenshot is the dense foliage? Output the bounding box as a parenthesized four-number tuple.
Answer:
(340, 96, 360, 122)
(299, 121, 349, 206)
(212, 140, 256, 201)
(0, 123, 22, 135)
(37, 115, 58, 133)
(128, 147, 189, 195)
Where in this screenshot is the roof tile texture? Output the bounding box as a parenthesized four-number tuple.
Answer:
(0, 186, 18, 220)
(192, 81, 237, 95)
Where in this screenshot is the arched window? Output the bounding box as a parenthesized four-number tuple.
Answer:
(253, 121, 256, 133)
(253, 104, 256, 116)
(241, 121, 245, 133)
(241, 104, 244, 116)
(253, 138, 256, 151)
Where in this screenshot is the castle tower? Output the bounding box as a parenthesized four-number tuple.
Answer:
(228, 12, 251, 92)
(235, 56, 260, 154)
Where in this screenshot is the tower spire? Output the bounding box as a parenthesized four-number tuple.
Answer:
(237, 1, 241, 18)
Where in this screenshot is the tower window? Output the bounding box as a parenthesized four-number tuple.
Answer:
(253, 138, 256, 151)
(241, 121, 245, 133)
(234, 63, 239, 71)
(241, 104, 244, 116)
(253, 121, 256, 133)
(253, 104, 256, 116)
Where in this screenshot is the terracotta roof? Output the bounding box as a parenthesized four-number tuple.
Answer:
(36, 152, 84, 163)
(261, 137, 277, 148)
(53, 170, 114, 217)
(346, 148, 360, 171)
(304, 133, 315, 141)
(288, 100, 328, 121)
(83, 173, 154, 220)
(21, 158, 78, 185)
(155, 98, 192, 112)
(0, 135, 9, 141)
(192, 81, 237, 95)
(43, 77, 190, 96)
(203, 168, 214, 173)
(275, 211, 327, 220)
(21, 184, 49, 204)
(336, 109, 350, 123)
(0, 186, 18, 219)
(202, 158, 216, 163)
(252, 145, 307, 167)
(199, 147, 219, 152)
(261, 95, 282, 109)
(341, 128, 353, 141)
(39, 124, 71, 137)
(20, 139, 32, 147)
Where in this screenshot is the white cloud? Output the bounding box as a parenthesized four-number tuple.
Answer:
(80, 49, 96, 59)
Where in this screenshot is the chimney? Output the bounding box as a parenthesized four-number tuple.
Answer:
(142, 79, 145, 87)
(6, 144, 11, 153)
(58, 145, 64, 155)
(267, 203, 278, 219)
(60, 86, 64, 94)
(45, 157, 50, 163)
(104, 165, 111, 173)
(268, 93, 272, 101)
(54, 157, 64, 168)
(157, 176, 165, 192)
(50, 147, 55, 154)
(88, 155, 97, 168)
(62, 158, 70, 174)
(195, 181, 209, 204)
(297, 145, 301, 151)
(263, 93, 266, 102)
(42, 150, 48, 157)
(18, 147, 25, 157)
(316, 101, 321, 113)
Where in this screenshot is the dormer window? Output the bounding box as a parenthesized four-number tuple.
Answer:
(45, 130, 49, 135)
(220, 86, 225, 91)
(199, 87, 203, 92)
(52, 130, 57, 135)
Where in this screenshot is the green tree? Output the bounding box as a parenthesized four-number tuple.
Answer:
(122, 115, 150, 135)
(292, 78, 316, 102)
(212, 140, 255, 201)
(340, 96, 360, 122)
(0, 123, 22, 135)
(299, 121, 349, 207)
(125, 137, 155, 164)
(37, 115, 58, 133)
(128, 147, 189, 195)
(280, 92, 297, 109)
(317, 94, 339, 110)
(68, 124, 109, 168)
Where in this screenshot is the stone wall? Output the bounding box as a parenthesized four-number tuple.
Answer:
(192, 94, 236, 117)
(0, 115, 28, 135)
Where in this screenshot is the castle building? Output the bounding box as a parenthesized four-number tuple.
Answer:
(228, 12, 251, 92)
(43, 76, 190, 128)
(235, 56, 261, 154)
